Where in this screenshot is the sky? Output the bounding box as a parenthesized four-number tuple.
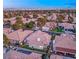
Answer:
(3, 0, 76, 9)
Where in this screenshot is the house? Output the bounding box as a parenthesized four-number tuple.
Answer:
(47, 15, 52, 21)
(51, 13, 57, 21)
(42, 14, 47, 16)
(37, 14, 44, 18)
(3, 17, 16, 21)
(53, 34, 76, 55)
(29, 18, 38, 22)
(50, 54, 74, 59)
(42, 22, 57, 31)
(63, 14, 69, 22)
(4, 50, 42, 59)
(10, 19, 16, 25)
(3, 28, 12, 35)
(50, 55, 64, 59)
(26, 30, 51, 49)
(72, 17, 76, 24)
(4, 29, 33, 43)
(4, 17, 16, 25)
(58, 23, 75, 33)
(42, 27, 50, 31)
(22, 18, 30, 24)
(3, 21, 11, 28)
(29, 14, 33, 18)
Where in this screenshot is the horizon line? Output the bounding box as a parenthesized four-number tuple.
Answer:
(3, 8, 76, 10)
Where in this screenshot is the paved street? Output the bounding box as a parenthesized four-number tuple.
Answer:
(4, 46, 75, 59)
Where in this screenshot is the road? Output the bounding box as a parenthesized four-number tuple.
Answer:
(4, 46, 75, 58)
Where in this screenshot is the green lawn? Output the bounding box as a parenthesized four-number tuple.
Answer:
(21, 44, 44, 52)
(51, 27, 64, 33)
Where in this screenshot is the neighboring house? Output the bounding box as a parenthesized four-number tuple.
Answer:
(3, 17, 16, 21)
(72, 17, 76, 24)
(58, 23, 75, 33)
(26, 30, 51, 49)
(50, 55, 74, 59)
(3, 28, 12, 35)
(47, 16, 52, 21)
(3, 20, 11, 28)
(50, 55, 64, 59)
(42, 22, 57, 31)
(53, 34, 76, 55)
(4, 50, 42, 59)
(29, 18, 38, 22)
(63, 14, 69, 22)
(37, 14, 44, 18)
(42, 27, 50, 31)
(4, 29, 33, 43)
(33, 26, 40, 31)
(51, 13, 57, 21)
(8, 17, 38, 24)
(10, 19, 16, 25)
(22, 18, 30, 24)
(4, 17, 16, 25)
(3, 23, 11, 28)
(29, 14, 33, 18)
(42, 14, 47, 16)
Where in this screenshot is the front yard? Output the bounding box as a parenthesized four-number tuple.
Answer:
(21, 44, 45, 52)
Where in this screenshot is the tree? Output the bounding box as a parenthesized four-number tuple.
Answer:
(57, 15, 65, 23)
(24, 21, 35, 29)
(37, 17, 47, 28)
(3, 34, 10, 46)
(11, 16, 25, 30)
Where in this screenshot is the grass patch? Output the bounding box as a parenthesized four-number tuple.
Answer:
(51, 27, 64, 32)
(21, 44, 44, 52)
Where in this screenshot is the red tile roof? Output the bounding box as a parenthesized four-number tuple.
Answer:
(54, 34, 76, 54)
(6, 50, 41, 59)
(26, 30, 51, 48)
(5, 29, 33, 42)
